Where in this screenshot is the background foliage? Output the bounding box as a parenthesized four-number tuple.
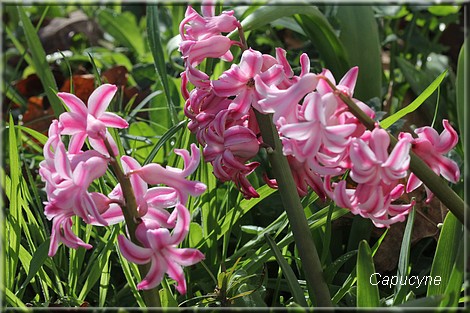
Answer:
(1, 3, 467, 308)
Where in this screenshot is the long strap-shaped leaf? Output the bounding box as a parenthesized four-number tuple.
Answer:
(380, 70, 447, 129)
(17, 6, 64, 116)
(357, 240, 380, 308)
(147, 5, 178, 126)
(264, 234, 308, 307)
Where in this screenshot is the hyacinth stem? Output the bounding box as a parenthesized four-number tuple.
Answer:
(103, 138, 161, 307)
(319, 77, 467, 226)
(254, 111, 333, 307)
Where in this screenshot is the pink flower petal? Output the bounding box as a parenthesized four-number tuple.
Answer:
(117, 235, 153, 264)
(54, 142, 72, 180)
(68, 132, 87, 154)
(57, 92, 88, 117)
(137, 255, 167, 290)
(338, 66, 358, 95)
(100, 112, 129, 129)
(164, 258, 187, 294)
(88, 84, 118, 117)
(59, 112, 86, 135)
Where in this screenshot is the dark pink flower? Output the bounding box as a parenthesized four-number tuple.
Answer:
(403, 119, 460, 201)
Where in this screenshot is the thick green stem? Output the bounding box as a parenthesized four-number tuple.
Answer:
(104, 139, 161, 307)
(320, 77, 467, 227)
(255, 111, 333, 307)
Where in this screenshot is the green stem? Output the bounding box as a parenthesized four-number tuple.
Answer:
(104, 138, 161, 307)
(254, 111, 333, 307)
(320, 77, 467, 227)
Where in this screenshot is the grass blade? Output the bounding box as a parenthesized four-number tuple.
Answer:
(427, 212, 463, 299)
(357, 240, 380, 307)
(381, 69, 447, 129)
(16, 239, 50, 296)
(440, 238, 464, 307)
(264, 234, 308, 307)
(147, 5, 178, 126)
(6, 115, 21, 290)
(16, 6, 63, 116)
(456, 39, 467, 141)
(393, 207, 415, 305)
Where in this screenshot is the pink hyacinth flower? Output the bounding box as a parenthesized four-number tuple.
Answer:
(349, 128, 412, 185)
(179, 35, 236, 67)
(403, 119, 460, 202)
(179, 4, 239, 41)
(118, 203, 205, 294)
(57, 84, 129, 155)
(46, 211, 93, 257)
(280, 92, 356, 175)
(324, 177, 414, 228)
(317, 66, 359, 98)
(40, 140, 109, 225)
(130, 144, 206, 205)
(211, 48, 284, 115)
(255, 73, 319, 124)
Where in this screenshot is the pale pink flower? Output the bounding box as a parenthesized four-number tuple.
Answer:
(57, 84, 128, 155)
(117, 203, 205, 294)
(317, 67, 358, 98)
(179, 4, 239, 41)
(403, 119, 460, 202)
(286, 155, 326, 199)
(255, 73, 319, 124)
(40, 140, 109, 226)
(46, 210, 92, 257)
(349, 128, 412, 185)
(211, 48, 284, 115)
(324, 177, 414, 227)
(179, 35, 237, 67)
(280, 92, 357, 175)
(130, 144, 207, 205)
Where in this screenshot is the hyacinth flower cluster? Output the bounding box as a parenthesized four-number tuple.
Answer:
(178, 4, 460, 227)
(39, 84, 206, 294)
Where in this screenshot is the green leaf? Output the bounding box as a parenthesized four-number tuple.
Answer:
(142, 119, 187, 166)
(237, 5, 323, 33)
(380, 69, 447, 129)
(4, 287, 27, 309)
(159, 288, 178, 307)
(147, 5, 178, 125)
(440, 238, 464, 307)
(264, 234, 308, 307)
(427, 5, 460, 16)
(295, 12, 349, 77)
(17, 125, 48, 145)
(6, 115, 21, 290)
(427, 213, 463, 298)
(324, 250, 358, 284)
(96, 9, 145, 56)
(16, 239, 50, 295)
(398, 295, 446, 307)
(217, 185, 276, 240)
(336, 6, 382, 101)
(115, 242, 146, 307)
(456, 40, 467, 141)
(357, 240, 380, 307)
(393, 207, 415, 305)
(189, 222, 204, 247)
(17, 6, 63, 116)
